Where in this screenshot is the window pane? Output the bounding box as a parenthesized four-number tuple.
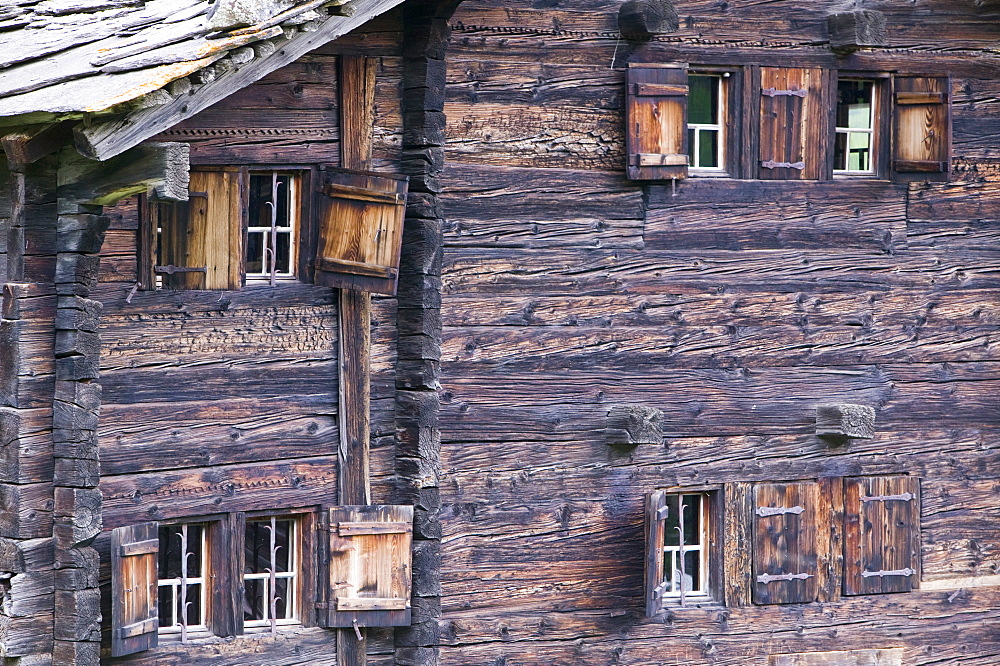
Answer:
(834, 132, 848, 170)
(158, 586, 174, 626)
(686, 128, 696, 165)
(275, 234, 291, 275)
(246, 231, 264, 275)
(274, 520, 291, 572)
(274, 577, 290, 619)
(249, 175, 272, 228)
(663, 495, 680, 546)
(683, 551, 701, 591)
(837, 80, 873, 130)
(244, 578, 266, 621)
(185, 584, 203, 625)
(698, 130, 719, 168)
(848, 132, 871, 171)
(682, 495, 701, 545)
(688, 75, 717, 125)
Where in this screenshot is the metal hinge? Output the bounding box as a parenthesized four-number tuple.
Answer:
(862, 568, 916, 578)
(860, 492, 915, 503)
(756, 505, 804, 518)
(154, 265, 207, 274)
(762, 88, 807, 98)
(757, 572, 813, 584)
(761, 160, 806, 170)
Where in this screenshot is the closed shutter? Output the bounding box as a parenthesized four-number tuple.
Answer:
(157, 168, 245, 290)
(626, 62, 689, 181)
(322, 504, 413, 628)
(843, 476, 920, 595)
(313, 168, 408, 296)
(110, 522, 159, 657)
(758, 67, 825, 180)
(752, 482, 820, 604)
(644, 490, 668, 616)
(893, 76, 951, 179)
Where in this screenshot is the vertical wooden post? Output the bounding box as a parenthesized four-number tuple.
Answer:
(336, 53, 377, 666)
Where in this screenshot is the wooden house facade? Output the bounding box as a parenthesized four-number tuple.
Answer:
(0, 0, 998, 664)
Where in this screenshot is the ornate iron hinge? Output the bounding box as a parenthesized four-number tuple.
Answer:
(862, 567, 916, 578)
(154, 265, 208, 274)
(762, 88, 807, 98)
(860, 492, 915, 503)
(756, 505, 804, 517)
(761, 160, 806, 170)
(757, 572, 813, 584)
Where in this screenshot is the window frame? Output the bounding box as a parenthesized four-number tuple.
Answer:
(832, 71, 891, 180)
(241, 512, 308, 632)
(244, 170, 303, 285)
(156, 522, 211, 637)
(686, 72, 728, 175)
(687, 65, 743, 178)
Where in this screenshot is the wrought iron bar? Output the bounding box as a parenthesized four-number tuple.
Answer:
(860, 492, 915, 503)
(756, 505, 804, 517)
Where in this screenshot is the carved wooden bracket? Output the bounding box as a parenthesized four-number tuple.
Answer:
(618, 0, 678, 40)
(816, 403, 876, 442)
(606, 405, 663, 446)
(827, 10, 887, 53)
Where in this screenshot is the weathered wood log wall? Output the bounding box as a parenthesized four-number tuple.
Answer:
(435, 0, 1000, 663)
(88, 13, 407, 664)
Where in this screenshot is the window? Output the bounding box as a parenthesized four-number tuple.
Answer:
(245, 172, 299, 283)
(834, 79, 876, 174)
(687, 74, 725, 171)
(243, 517, 299, 628)
(110, 504, 414, 657)
(157, 523, 208, 635)
(644, 489, 718, 615)
(140, 166, 409, 295)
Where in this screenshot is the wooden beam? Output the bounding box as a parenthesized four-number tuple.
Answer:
(827, 10, 887, 53)
(73, 0, 406, 161)
(58, 142, 189, 206)
(1, 123, 73, 171)
(336, 54, 377, 666)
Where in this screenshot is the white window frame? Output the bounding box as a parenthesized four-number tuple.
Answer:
(834, 78, 876, 175)
(662, 493, 710, 599)
(243, 516, 301, 630)
(687, 73, 726, 174)
(245, 171, 300, 284)
(157, 524, 209, 635)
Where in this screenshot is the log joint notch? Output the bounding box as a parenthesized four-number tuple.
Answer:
(827, 10, 887, 54)
(816, 403, 876, 442)
(606, 405, 664, 446)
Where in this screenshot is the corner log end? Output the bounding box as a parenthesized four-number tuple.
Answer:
(827, 10, 888, 53)
(58, 142, 190, 207)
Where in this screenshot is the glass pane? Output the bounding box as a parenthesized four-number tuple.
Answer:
(663, 495, 680, 546)
(249, 175, 273, 228)
(698, 130, 719, 168)
(663, 550, 675, 591)
(275, 234, 291, 275)
(274, 520, 291, 572)
(158, 586, 174, 626)
(683, 551, 701, 591)
(848, 132, 871, 171)
(275, 577, 290, 619)
(681, 495, 700, 545)
(185, 584, 202, 625)
(834, 132, 848, 170)
(688, 75, 718, 125)
(837, 80, 873, 130)
(686, 128, 696, 164)
(158, 525, 203, 578)
(275, 175, 291, 227)
(245, 521, 269, 575)
(245, 232, 264, 274)
(244, 578, 266, 621)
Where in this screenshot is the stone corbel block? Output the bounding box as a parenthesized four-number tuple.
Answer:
(816, 403, 876, 442)
(606, 405, 663, 446)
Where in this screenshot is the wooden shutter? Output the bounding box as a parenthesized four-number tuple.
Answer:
(893, 76, 951, 180)
(626, 62, 689, 181)
(313, 168, 408, 296)
(110, 522, 159, 657)
(758, 67, 825, 180)
(323, 504, 413, 628)
(752, 481, 820, 604)
(157, 168, 245, 290)
(843, 476, 920, 595)
(644, 490, 668, 616)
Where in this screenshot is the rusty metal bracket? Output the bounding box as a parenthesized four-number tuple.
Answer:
(762, 88, 807, 98)
(860, 492, 915, 503)
(756, 505, 804, 518)
(761, 160, 806, 170)
(862, 567, 916, 578)
(757, 572, 813, 584)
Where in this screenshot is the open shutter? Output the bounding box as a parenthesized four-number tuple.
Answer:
(156, 168, 245, 290)
(313, 168, 408, 296)
(644, 490, 668, 616)
(111, 522, 159, 657)
(626, 62, 689, 181)
(893, 76, 951, 180)
(758, 67, 825, 180)
(752, 482, 820, 604)
(323, 504, 413, 628)
(844, 476, 920, 595)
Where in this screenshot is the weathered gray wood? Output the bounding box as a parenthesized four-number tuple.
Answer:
(618, 0, 679, 40)
(74, 0, 408, 161)
(816, 404, 876, 441)
(606, 405, 663, 446)
(827, 10, 888, 53)
(58, 142, 189, 206)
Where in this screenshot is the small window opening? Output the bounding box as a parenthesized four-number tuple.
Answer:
(157, 524, 208, 637)
(834, 80, 875, 174)
(687, 75, 724, 171)
(662, 493, 710, 598)
(243, 517, 300, 629)
(246, 172, 298, 283)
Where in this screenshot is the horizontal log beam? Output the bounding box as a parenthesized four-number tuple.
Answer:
(58, 142, 189, 206)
